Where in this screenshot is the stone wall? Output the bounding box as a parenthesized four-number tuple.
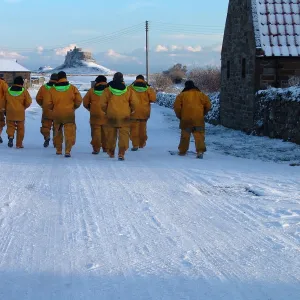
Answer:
(220, 0, 257, 131)
(256, 57, 300, 89)
(0, 71, 31, 86)
(253, 87, 300, 144)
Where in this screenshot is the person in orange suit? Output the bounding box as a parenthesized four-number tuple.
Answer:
(102, 72, 137, 161)
(3, 76, 32, 148)
(83, 75, 108, 154)
(129, 75, 156, 151)
(46, 71, 82, 157)
(173, 80, 211, 159)
(0, 76, 9, 144)
(36, 73, 58, 147)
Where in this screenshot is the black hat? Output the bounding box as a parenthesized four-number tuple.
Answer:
(95, 75, 107, 83)
(57, 71, 67, 80)
(113, 72, 124, 82)
(136, 75, 145, 80)
(50, 73, 58, 81)
(185, 80, 195, 88)
(14, 76, 24, 85)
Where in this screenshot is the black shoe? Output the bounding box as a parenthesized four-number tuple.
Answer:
(43, 138, 50, 148)
(131, 147, 139, 151)
(65, 153, 71, 158)
(118, 156, 125, 161)
(0, 136, 3, 144)
(8, 138, 13, 148)
(92, 151, 99, 155)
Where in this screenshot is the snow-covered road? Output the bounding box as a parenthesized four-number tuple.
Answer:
(0, 92, 299, 299)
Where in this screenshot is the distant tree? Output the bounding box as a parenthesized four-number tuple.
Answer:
(150, 73, 173, 92)
(163, 63, 187, 84)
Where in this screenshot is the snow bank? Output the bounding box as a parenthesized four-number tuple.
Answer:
(254, 86, 300, 144)
(257, 86, 300, 103)
(156, 91, 220, 125)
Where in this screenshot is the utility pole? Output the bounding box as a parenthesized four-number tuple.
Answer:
(145, 20, 149, 82)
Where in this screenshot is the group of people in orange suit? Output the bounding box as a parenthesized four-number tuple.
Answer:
(0, 71, 211, 160)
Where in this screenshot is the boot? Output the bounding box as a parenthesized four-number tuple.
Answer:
(118, 148, 125, 161)
(44, 137, 50, 148)
(196, 152, 203, 159)
(107, 150, 115, 158)
(0, 136, 3, 144)
(8, 137, 13, 148)
(131, 147, 138, 151)
(65, 153, 71, 158)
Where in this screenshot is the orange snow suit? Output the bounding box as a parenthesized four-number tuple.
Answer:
(0, 78, 9, 135)
(101, 81, 137, 158)
(36, 81, 56, 141)
(4, 85, 32, 147)
(47, 79, 82, 155)
(129, 79, 156, 148)
(83, 82, 108, 153)
(174, 88, 211, 154)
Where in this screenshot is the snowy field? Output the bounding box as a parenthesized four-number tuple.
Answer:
(0, 84, 299, 299)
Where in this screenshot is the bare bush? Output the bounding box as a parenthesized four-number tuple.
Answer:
(150, 73, 173, 92)
(288, 76, 300, 87)
(163, 63, 187, 84)
(188, 66, 221, 93)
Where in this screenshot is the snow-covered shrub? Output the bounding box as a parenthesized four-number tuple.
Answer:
(288, 76, 300, 87)
(156, 91, 220, 125)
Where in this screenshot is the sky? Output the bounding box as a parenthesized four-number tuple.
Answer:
(0, 0, 229, 73)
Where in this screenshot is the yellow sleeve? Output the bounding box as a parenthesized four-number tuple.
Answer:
(202, 93, 212, 115)
(73, 86, 83, 109)
(36, 86, 44, 107)
(148, 87, 156, 103)
(129, 89, 138, 114)
(173, 94, 183, 119)
(24, 90, 32, 109)
(83, 89, 92, 110)
(101, 88, 110, 113)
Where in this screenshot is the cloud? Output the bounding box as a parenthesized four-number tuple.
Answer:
(105, 49, 142, 64)
(185, 46, 202, 52)
(55, 44, 77, 56)
(37, 46, 44, 54)
(155, 45, 169, 52)
(0, 50, 26, 59)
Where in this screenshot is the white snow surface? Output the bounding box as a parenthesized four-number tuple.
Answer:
(0, 86, 300, 299)
(0, 59, 30, 72)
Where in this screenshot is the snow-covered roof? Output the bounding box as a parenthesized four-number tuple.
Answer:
(252, 0, 300, 56)
(0, 59, 30, 72)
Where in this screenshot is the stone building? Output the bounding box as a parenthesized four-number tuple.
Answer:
(220, 0, 300, 131)
(0, 59, 31, 86)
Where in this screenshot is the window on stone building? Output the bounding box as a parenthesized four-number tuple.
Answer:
(227, 61, 230, 79)
(242, 58, 246, 78)
(0, 73, 4, 78)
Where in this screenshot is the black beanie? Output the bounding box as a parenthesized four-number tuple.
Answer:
(50, 73, 58, 81)
(136, 75, 145, 80)
(185, 80, 195, 88)
(57, 71, 67, 80)
(113, 72, 124, 82)
(14, 76, 24, 85)
(95, 75, 107, 83)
